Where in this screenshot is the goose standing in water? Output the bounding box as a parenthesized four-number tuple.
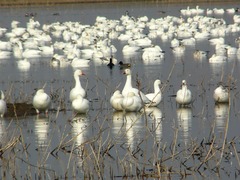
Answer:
(33, 89, 51, 114)
(0, 91, 7, 117)
(70, 69, 86, 102)
(176, 80, 192, 106)
(122, 68, 150, 104)
(72, 95, 89, 114)
(110, 90, 124, 111)
(213, 85, 229, 103)
(122, 92, 143, 112)
(146, 79, 162, 107)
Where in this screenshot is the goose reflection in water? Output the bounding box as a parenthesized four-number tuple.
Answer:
(209, 62, 226, 80)
(71, 114, 89, 167)
(177, 107, 192, 145)
(112, 111, 142, 150)
(145, 107, 163, 144)
(0, 120, 6, 141)
(214, 104, 229, 133)
(35, 114, 49, 151)
(124, 112, 142, 150)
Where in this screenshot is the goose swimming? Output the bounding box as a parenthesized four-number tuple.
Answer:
(110, 90, 124, 111)
(33, 89, 51, 114)
(176, 80, 192, 106)
(70, 69, 86, 102)
(213, 85, 229, 103)
(122, 92, 143, 112)
(72, 95, 89, 114)
(122, 68, 150, 104)
(146, 79, 162, 107)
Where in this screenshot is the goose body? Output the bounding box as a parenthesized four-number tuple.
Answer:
(176, 80, 192, 106)
(72, 95, 89, 114)
(70, 69, 86, 102)
(146, 79, 162, 107)
(213, 85, 229, 103)
(17, 58, 31, 71)
(122, 68, 150, 104)
(33, 89, 51, 114)
(110, 90, 124, 111)
(122, 92, 143, 112)
(0, 91, 7, 117)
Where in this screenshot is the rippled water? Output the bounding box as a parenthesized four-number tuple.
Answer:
(0, 1, 240, 179)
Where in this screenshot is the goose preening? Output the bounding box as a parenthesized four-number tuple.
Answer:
(0, 91, 7, 118)
(72, 95, 89, 114)
(110, 90, 124, 111)
(122, 68, 150, 104)
(146, 79, 162, 107)
(213, 85, 229, 103)
(33, 89, 51, 114)
(176, 80, 192, 106)
(122, 92, 143, 112)
(70, 69, 86, 102)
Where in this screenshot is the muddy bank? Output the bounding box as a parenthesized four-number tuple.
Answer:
(0, 0, 239, 7)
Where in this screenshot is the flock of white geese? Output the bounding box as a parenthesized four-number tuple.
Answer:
(0, 5, 238, 117)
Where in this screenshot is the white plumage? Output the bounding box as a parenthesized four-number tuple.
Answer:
(176, 80, 192, 106)
(70, 69, 86, 102)
(122, 92, 143, 112)
(33, 89, 51, 114)
(0, 91, 7, 118)
(213, 85, 229, 103)
(146, 79, 162, 107)
(110, 90, 124, 111)
(122, 68, 150, 104)
(72, 95, 89, 114)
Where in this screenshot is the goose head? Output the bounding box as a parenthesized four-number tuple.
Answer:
(155, 79, 161, 86)
(74, 69, 85, 77)
(182, 80, 187, 87)
(36, 89, 45, 95)
(123, 68, 131, 75)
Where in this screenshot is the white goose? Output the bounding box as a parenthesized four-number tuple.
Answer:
(0, 91, 7, 117)
(213, 85, 229, 103)
(122, 68, 150, 104)
(176, 80, 192, 106)
(69, 69, 86, 102)
(72, 95, 89, 114)
(33, 89, 51, 114)
(146, 79, 162, 107)
(110, 90, 124, 111)
(122, 92, 143, 112)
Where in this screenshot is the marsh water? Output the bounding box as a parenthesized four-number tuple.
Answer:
(1, 1, 240, 179)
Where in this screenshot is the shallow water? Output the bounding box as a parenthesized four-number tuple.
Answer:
(0, 1, 240, 179)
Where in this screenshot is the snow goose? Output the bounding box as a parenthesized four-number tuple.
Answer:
(209, 54, 227, 63)
(72, 95, 89, 114)
(122, 68, 150, 104)
(17, 58, 31, 71)
(146, 79, 162, 107)
(193, 50, 208, 60)
(110, 90, 124, 111)
(122, 92, 143, 112)
(213, 85, 229, 103)
(70, 69, 86, 102)
(71, 57, 90, 68)
(33, 89, 51, 114)
(176, 80, 192, 106)
(0, 91, 7, 118)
